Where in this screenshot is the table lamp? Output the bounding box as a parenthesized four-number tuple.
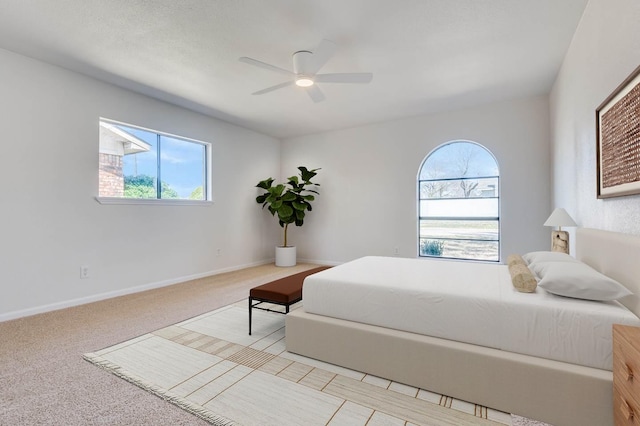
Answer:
(543, 208, 577, 254)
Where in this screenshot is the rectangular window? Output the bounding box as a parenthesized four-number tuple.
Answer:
(98, 119, 211, 203)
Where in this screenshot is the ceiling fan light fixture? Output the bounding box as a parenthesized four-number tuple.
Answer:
(295, 76, 314, 87)
(239, 39, 372, 102)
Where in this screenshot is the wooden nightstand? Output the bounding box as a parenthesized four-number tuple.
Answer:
(613, 324, 640, 425)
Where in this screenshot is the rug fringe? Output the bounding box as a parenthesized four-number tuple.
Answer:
(83, 353, 238, 426)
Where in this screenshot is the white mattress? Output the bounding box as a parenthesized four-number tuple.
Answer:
(302, 256, 640, 370)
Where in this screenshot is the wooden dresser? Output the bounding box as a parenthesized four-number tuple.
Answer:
(613, 324, 640, 425)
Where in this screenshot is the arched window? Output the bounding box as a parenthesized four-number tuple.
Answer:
(418, 141, 500, 262)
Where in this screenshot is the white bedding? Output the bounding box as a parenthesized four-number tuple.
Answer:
(302, 256, 640, 370)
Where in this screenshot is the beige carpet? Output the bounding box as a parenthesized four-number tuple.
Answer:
(1, 262, 552, 425)
(0, 263, 322, 425)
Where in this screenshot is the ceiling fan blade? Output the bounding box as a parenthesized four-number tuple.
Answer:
(252, 81, 294, 96)
(306, 85, 325, 103)
(239, 57, 294, 76)
(315, 73, 373, 84)
(306, 39, 338, 74)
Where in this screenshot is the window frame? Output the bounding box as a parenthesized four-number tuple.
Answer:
(96, 118, 213, 205)
(417, 141, 500, 262)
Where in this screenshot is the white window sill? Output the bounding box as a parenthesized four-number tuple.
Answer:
(96, 197, 213, 206)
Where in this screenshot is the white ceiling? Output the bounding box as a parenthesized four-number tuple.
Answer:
(0, 0, 588, 139)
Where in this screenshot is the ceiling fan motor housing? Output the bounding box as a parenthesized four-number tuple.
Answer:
(292, 50, 314, 76)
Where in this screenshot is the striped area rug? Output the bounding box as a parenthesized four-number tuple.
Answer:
(84, 300, 549, 426)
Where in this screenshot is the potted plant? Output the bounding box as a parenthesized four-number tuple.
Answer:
(256, 166, 320, 266)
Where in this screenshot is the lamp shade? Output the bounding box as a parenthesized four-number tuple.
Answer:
(544, 208, 577, 227)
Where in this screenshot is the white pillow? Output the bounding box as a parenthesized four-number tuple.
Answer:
(535, 261, 631, 301)
(522, 251, 579, 265)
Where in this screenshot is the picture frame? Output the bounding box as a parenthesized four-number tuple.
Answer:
(596, 64, 640, 199)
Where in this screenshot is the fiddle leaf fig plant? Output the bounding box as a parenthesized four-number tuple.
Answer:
(256, 166, 320, 247)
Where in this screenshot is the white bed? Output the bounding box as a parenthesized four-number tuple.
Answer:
(286, 228, 640, 426)
(302, 255, 640, 371)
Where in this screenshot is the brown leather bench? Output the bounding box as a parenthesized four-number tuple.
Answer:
(249, 266, 331, 335)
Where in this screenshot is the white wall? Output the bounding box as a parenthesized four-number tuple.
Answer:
(550, 0, 640, 236)
(0, 48, 281, 320)
(282, 96, 551, 264)
(12, 0, 624, 319)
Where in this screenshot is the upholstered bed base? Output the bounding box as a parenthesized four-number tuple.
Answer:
(286, 229, 640, 426)
(287, 308, 611, 426)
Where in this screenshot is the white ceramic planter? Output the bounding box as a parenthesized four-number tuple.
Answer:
(275, 246, 296, 267)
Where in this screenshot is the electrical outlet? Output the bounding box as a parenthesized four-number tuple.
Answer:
(393, 247, 399, 256)
(216, 248, 222, 257)
(80, 266, 89, 279)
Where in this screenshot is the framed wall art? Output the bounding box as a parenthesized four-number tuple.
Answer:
(596, 64, 640, 199)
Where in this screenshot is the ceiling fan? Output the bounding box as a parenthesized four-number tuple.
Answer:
(239, 39, 373, 103)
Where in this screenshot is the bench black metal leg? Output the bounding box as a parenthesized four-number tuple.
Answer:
(249, 297, 252, 335)
(248, 296, 300, 336)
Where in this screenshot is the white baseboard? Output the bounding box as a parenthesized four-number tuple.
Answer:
(0, 260, 272, 323)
